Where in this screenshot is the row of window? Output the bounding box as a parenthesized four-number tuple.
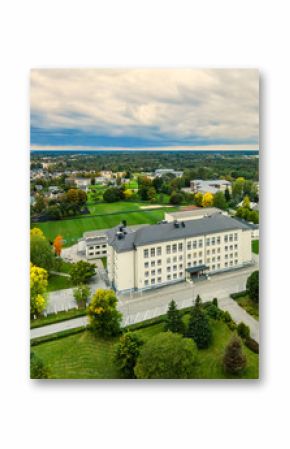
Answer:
(143, 247, 162, 258)
(144, 272, 183, 286)
(88, 250, 107, 256)
(89, 244, 107, 250)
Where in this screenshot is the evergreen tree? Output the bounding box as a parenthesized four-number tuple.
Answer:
(186, 296, 212, 349)
(224, 187, 231, 202)
(223, 336, 247, 375)
(164, 300, 184, 334)
(114, 332, 144, 378)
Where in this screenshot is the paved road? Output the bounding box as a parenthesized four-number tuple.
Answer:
(31, 261, 259, 341)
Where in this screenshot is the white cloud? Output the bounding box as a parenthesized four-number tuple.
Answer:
(30, 68, 259, 144)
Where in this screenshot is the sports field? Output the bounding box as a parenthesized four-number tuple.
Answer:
(34, 206, 177, 246)
(87, 201, 146, 215)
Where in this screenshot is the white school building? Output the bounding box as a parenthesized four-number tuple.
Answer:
(106, 213, 253, 293)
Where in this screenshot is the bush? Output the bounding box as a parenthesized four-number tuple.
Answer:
(227, 320, 237, 331)
(30, 351, 49, 378)
(205, 304, 221, 320)
(246, 271, 259, 303)
(244, 337, 259, 354)
(221, 311, 232, 323)
(114, 332, 144, 378)
(237, 322, 250, 339)
(134, 332, 198, 379)
(70, 260, 96, 285)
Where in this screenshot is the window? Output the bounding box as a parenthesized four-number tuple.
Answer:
(224, 235, 228, 242)
(151, 248, 155, 257)
(212, 264, 216, 270)
(235, 252, 238, 257)
(225, 254, 228, 259)
(179, 255, 183, 261)
(235, 259, 238, 265)
(212, 257, 215, 262)
(193, 240, 197, 249)
(102, 244, 106, 248)
(151, 278, 156, 284)
(89, 252, 94, 256)
(157, 246, 162, 256)
(157, 259, 162, 266)
(151, 269, 156, 275)
(230, 261, 233, 266)
(217, 236, 221, 244)
(217, 263, 220, 269)
(199, 251, 202, 257)
(167, 274, 171, 281)
(89, 246, 94, 250)
(207, 249, 210, 255)
(145, 271, 149, 277)
(144, 249, 149, 258)
(234, 244, 238, 250)
(187, 242, 191, 250)
(206, 238, 210, 246)
(151, 261, 156, 267)
(144, 262, 149, 268)
(172, 244, 177, 253)
(229, 234, 233, 242)
(158, 268, 162, 274)
(102, 250, 106, 254)
(144, 280, 149, 286)
(211, 237, 215, 245)
(217, 255, 221, 261)
(225, 262, 228, 267)
(173, 265, 177, 271)
(179, 272, 183, 277)
(230, 245, 233, 251)
(212, 249, 215, 254)
(225, 246, 228, 251)
(199, 259, 202, 264)
(217, 248, 221, 253)
(167, 257, 171, 264)
(173, 256, 177, 263)
(179, 264, 183, 269)
(194, 261, 197, 266)
(178, 243, 183, 251)
(234, 233, 238, 241)
(230, 253, 233, 259)
(166, 245, 171, 254)
(167, 266, 171, 272)
(199, 239, 203, 248)
(173, 273, 177, 279)
(157, 276, 162, 283)
(207, 258, 210, 263)
(194, 252, 197, 258)
(187, 262, 191, 267)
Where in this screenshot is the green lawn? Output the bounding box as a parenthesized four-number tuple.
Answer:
(47, 274, 73, 292)
(252, 240, 259, 254)
(87, 201, 145, 215)
(34, 207, 177, 247)
(31, 309, 86, 329)
(235, 294, 259, 320)
(32, 320, 258, 379)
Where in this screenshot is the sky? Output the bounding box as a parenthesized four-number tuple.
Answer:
(30, 69, 259, 150)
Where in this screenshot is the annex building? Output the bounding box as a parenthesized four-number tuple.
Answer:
(106, 213, 253, 293)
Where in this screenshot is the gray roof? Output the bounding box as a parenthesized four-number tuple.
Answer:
(107, 214, 252, 253)
(166, 207, 222, 220)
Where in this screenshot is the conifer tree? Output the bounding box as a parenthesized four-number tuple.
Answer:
(164, 300, 184, 334)
(186, 296, 212, 349)
(223, 336, 247, 375)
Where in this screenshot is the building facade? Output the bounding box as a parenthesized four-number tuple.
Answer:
(84, 230, 108, 259)
(107, 214, 253, 293)
(190, 179, 232, 195)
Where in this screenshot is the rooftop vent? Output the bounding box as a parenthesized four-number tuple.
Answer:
(181, 221, 186, 228)
(174, 220, 180, 228)
(116, 231, 125, 240)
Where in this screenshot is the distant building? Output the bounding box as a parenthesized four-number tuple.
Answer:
(155, 169, 183, 178)
(164, 208, 228, 223)
(190, 179, 232, 195)
(34, 184, 43, 191)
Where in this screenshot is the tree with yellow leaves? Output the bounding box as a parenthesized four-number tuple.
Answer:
(30, 227, 45, 239)
(202, 192, 214, 207)
(194, 192, 203, 207)
(87, 289, 122, 337)
(124, 189, 133, 199)
(30, 263, 48, 318)
(53, 235, 63, 256)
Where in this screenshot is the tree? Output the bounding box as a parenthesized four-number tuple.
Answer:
(242, 195, 251, 209)
(237, 322, 250, 339)
(87, 289, 122, 337)
(194, 192, 203, 206)
(30, 352, 49, 379)
(73, 284, 91, 308)
(147, 186, 157, 202)
(33, 194, 46, 213)
(134, 332, 198, 379)
(164, 300, 184, 333)
(224, 187, 231, 202)
(246, 271, 259, 303)
(30, 263, 48, 318)
(70, 260, 96, 285)
(169, 191, 183, 205)
(103, 187, 121, 202)
(53, 235, 63, 256)
(213, 191, 227, 210)
(223, 336, 247, 375)
(186, 296, 213, 348)
(124, 189, 133, 199)
(30, 234, 55, 271)
(30, 227, 45, 239)
(202, 192, 214, 207)
(46, 205, 63, 220)
(114, 332, 144, 378)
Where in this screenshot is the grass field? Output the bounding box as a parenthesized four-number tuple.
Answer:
(235, 294, 259, 320)
(31, 309, 85, 329)
(47, 274, 72, 292)
(87, 201, 146, 215)
(32, 320, 258, 379)
(34, 207, 177, 246)
(252, 239, 259, 254)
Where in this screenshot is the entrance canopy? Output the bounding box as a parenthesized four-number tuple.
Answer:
(185, 264, 209, 274)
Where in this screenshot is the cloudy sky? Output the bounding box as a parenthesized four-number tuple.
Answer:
(30, 69, 259, 150)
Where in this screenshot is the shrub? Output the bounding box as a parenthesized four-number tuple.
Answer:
(227, 320, 237, 331)
(205, 304, 221, 320)
(244, 337, 259, 354)
(134, 332, 198, 379)
(223, 336, 247, 375)
(246, 271, 259, 303)
(212, 298, 218, 307)
(237, 322, 250, 339)
(30, 351, 49, 378)
(221, 311, 232, 323)
(114, 332, 144, 378)
(87, 289, 122, 337)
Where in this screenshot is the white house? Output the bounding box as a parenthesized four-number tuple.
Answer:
(190, 179, 232, 195)
(106, 213, 253, 293)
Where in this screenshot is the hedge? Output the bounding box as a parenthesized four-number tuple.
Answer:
(31, 327, 85, 346)
(230, 291, 248, 300)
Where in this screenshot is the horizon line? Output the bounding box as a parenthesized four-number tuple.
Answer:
(31, 144, 259, 152)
